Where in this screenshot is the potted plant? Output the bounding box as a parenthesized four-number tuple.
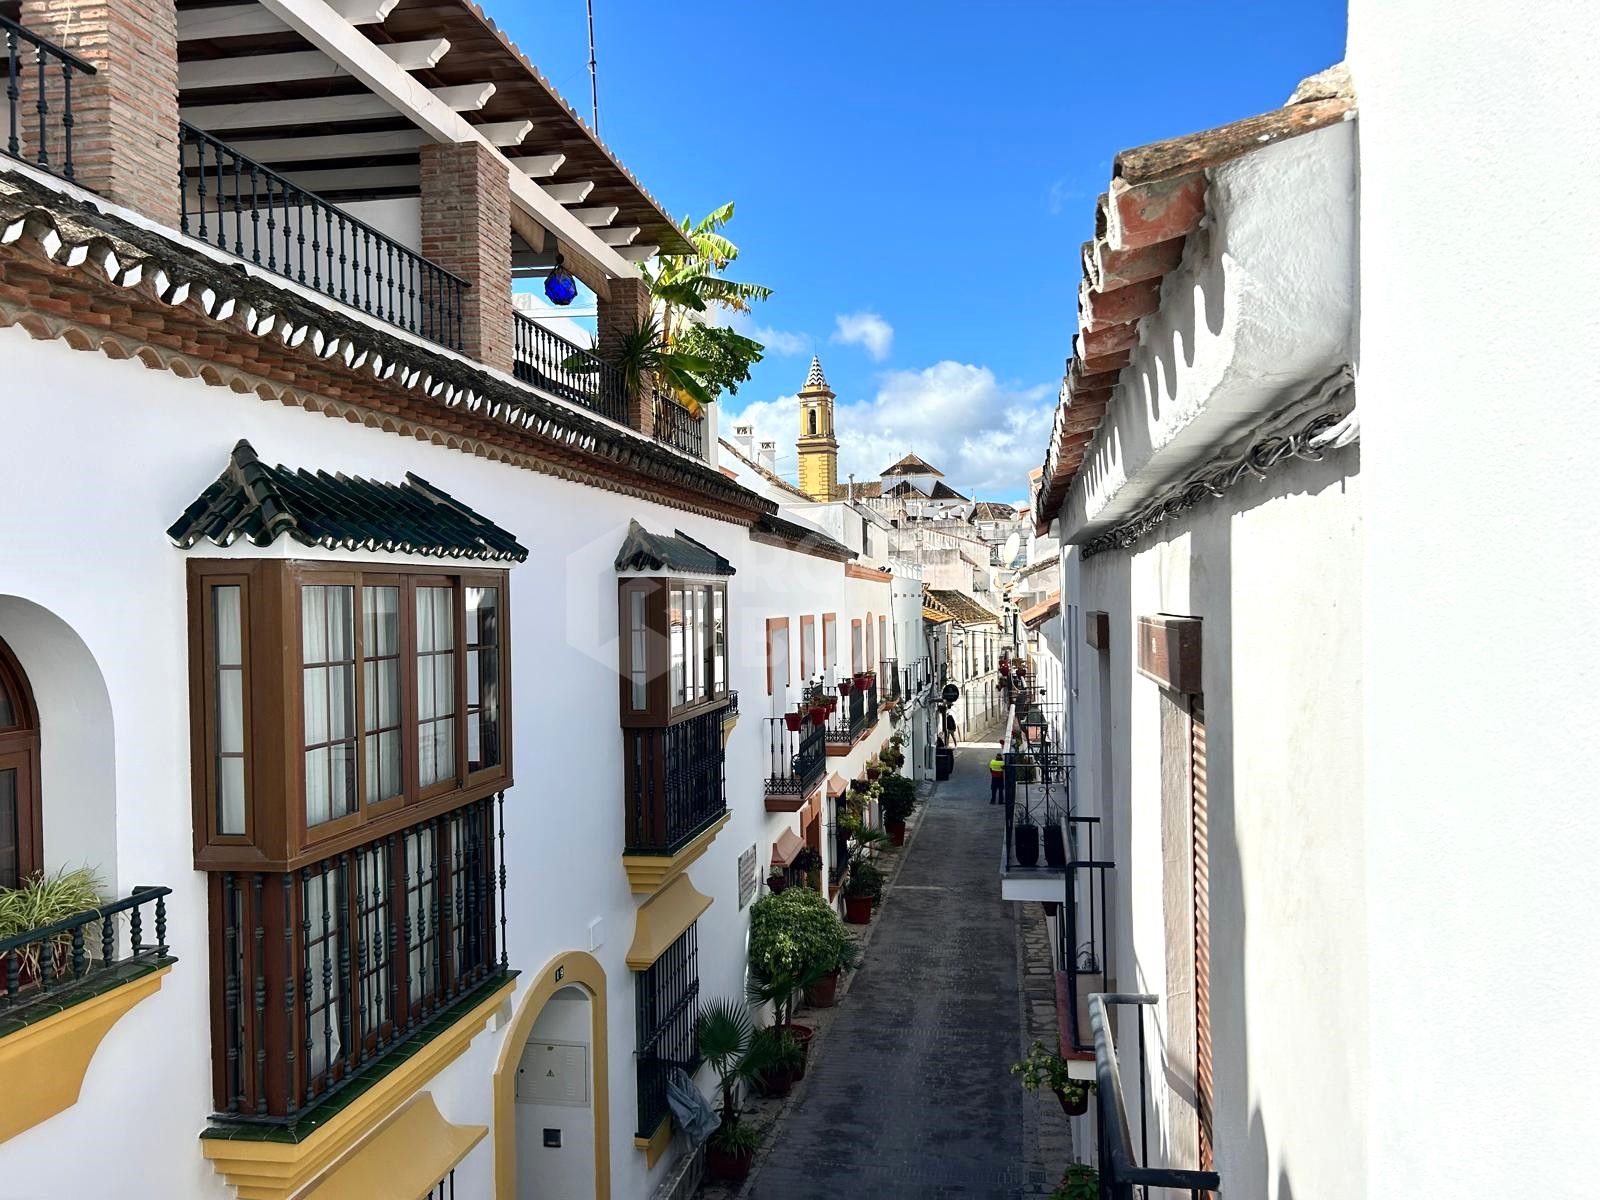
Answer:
(1011, 1040, 1097, 1116)
(1051, 1164, 1099, 1200)
(838, 677, 853, 697)
(784, 707, 804, 733)
(747, 888, 852, 1072)
(750, 1025, 805, 1096)
(1043, 818, 1068, 869)
(0, 867, 108, 987)
(706, 1118, 760, 1183)
(842, 861, 883, 924)
(865, 761, 881, 781)
(879, 775, 917, 846)
(767, 870, 788, 894)
(792, 845, 823, 889)
(802, 936, 859, 1009)
(809, 700, 829, 726)
(1013, 813, 1041, 867)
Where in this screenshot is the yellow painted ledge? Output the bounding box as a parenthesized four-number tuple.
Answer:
(626, 875, 713, 970)
(633, 1116, 672, 1168)
(0, 964, 172, 1144)
(202, 977, 515, 1200)
(301, 1093, 483, 1200)
(622, 810, 731, 895)
(720, 710, 740, 748)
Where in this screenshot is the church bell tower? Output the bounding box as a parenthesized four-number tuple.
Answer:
(796, 355, 838, 501)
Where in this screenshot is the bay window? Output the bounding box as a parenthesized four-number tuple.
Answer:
(618, 577, 729, 726)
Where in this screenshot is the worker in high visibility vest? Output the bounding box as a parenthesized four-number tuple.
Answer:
(989, 752, 1006, 805)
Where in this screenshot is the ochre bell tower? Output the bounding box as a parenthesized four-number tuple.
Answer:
(796, 356, 838, 501)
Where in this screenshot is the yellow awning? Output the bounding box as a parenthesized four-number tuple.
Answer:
(301, 1092, 484, 1200)
(626, 873, 713, 970)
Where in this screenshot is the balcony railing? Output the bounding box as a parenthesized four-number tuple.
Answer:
(827, 682, 867, 744)
(764, 714, 826, 800)
(211, 795, 507, 1126)
(1, 885, 173, 1019)
(880, 658, 900, 700)
(653, 388, 704, 458)
(1090, 993, 1221, 1198)
(624, 700, 730, 854)
(512, 310, 627, 423)
(1059, 817, 1113, 1055)
(178, 121, 468, 352)
(1002, 748, 1073, 872)
(2, 15, 95, 184)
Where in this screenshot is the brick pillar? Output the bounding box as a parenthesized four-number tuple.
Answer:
(597, 274, 655, 436)
(18, 0, 181, 226)
(419, 142, 513, 373)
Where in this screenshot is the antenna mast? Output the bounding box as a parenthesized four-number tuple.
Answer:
(586, 0, 600, 133)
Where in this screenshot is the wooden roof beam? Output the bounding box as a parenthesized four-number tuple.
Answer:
(181, 84, 497, 131)
(225, 129, 429, 163)
(178, 0, 397, 40)
(178, 41, 451, 89)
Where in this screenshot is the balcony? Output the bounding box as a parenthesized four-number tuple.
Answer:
(1090, 993, 1221, 1198)
(177, 122, 469, 353)
(826, 680, 869, 751)
(0, 885, 175, 1141)
(879, 658, 901, 700)
(764, 714, 827, 811)
(513, 309, 627, 424)
(1057, 818, 1114, 1057)
(622, 700, 732, 893)
(1, 16, 95, 185)
(206, 794, 508, 1133)
(1000, 747, 1074, 900)
(653, 388, 705, 458)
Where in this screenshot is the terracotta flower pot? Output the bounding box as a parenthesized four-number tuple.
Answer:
(757, 1064, 796, 1097)
(784, 711, 804, 732)
(887, 819, 906, 846)
(844, 894, 873, 924)
(707, 1143, 755, 1183)
(767, 873, 788, 894)
(804, 967, 840, 1008)
(866, 765, 881, 780)
(810, 705, 829, 726)
(776, 1022, 814, 1078)
(839, 679, 853, 696)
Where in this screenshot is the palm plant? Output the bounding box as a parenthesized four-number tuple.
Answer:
(695, 997, 762, 1122)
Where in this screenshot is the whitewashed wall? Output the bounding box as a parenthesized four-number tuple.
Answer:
(0, 321, 883, 1198)
(1348, 3, 1600, 1195)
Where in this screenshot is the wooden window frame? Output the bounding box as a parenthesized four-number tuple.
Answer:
(851, 619, 863, 674)
(0, 635, 42, 889)
(616, 577, 730, 728)
(799, 615, 816, 680)
(765, 617, 790, 697)
(187, 560, 513, 873)
(821, 613, 836, 673)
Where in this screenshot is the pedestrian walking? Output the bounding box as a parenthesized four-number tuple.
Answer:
(989, 751, 1006, 804)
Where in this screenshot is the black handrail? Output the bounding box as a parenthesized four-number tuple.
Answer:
(1089, 993, 1221, 1198)
(1060, 818, 1113, 1054)
(764, 714, 826, 797)
(1, 885, 172, 1010)
(2, 14, 95, 183)
(512, 310, 627, 422)
(177, 121, 468, 352)
(653, 388, 704, 458)
(1002, 747, 1072, 871)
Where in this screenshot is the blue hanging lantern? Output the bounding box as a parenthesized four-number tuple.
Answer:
(544, 254, 578, 306)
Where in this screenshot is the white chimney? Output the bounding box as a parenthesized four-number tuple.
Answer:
(757, 439, 777, 474)
(730, 422, 758, 463)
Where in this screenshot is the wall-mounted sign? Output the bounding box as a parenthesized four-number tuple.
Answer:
(737, 845, 758, 908)
(941, 683, 960, 704)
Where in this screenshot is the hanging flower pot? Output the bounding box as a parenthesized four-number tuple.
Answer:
(850, 778, 868, 794)
(839, 679, 853, 696)
(809, 704, 829, 726)
(826, 695, 838, 713)
(865, 764, 881, 781)
(853, 672, 871, 691)
(784, 711, 804, 733)
(1055, 1086, 1090, 1117)
(767, 872, 788, 894)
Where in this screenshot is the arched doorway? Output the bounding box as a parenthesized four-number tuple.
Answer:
(493, 951, 610, 1200)
(0, 634, 41, 888)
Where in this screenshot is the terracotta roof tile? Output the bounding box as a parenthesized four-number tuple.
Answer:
(882, 453, 943, 477)
(1022, 591, 1061, 629)
(927, 589, 1001, 626)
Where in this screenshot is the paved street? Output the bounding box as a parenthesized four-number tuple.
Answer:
(750, 737, 1047, 1199)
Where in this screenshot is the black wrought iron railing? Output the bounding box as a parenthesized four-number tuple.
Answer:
(880, 658, 900, 700)
(624, 700, 730, 854)
(1, 15, 94, 184)
(178, 122, 467, 352)
(828, 814, 849, 887)
(653, 388, 704, 458)
(635, 922, 699, 1138)
(866, 676, 880, 725)
(1059, 817, 1113, 1055)
(1090, 993, 1221, 1198)
(764, 715, 826, 798)
(211, 794, 508, 1126)
(1003, 748, 1073, 871)
(0, 885, 172, 1017)
(512, 310, 627, 423)
(827, 683, 866, 743)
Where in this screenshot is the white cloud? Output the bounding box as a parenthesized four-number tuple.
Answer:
(831, 311, 895, 361)
(723, 361, 1052, 502)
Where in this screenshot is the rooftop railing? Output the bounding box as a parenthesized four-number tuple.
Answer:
(512, 310, 627, 423)
(2, 15, 94, 184)
(178, 121, 468, 352)
(1089, 993, 1221, 1198)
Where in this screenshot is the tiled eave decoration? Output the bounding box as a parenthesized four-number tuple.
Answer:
(749, 513, 856, 563)
(615, 519, 735, 576)
(0, 169, 773, 529)
(1032, 71, 1355, 535)
(170, 439, 529, 561)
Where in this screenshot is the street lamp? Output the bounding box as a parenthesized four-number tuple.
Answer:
(1023, 709, 1047, 747)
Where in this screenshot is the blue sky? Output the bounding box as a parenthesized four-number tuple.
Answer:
(499, 1, 1347, 502)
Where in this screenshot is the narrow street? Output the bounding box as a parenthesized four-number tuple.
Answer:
(750, 736, 1045, 1199)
